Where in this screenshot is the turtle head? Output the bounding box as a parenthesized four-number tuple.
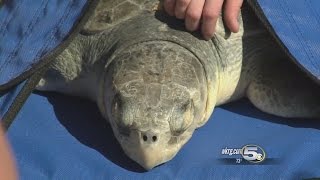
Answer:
(110, 92, 195, 170)
(100, 41, 208, 170)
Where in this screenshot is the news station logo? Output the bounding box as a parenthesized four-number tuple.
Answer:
(241, 144, 266, 163)
(220, 144, 267, 164)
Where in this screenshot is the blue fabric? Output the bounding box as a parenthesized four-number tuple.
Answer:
(0, 81, 25, 117)
(7, 93, 320, 179)
(256, 0, 320, 80)
(0, 0, 87, 86)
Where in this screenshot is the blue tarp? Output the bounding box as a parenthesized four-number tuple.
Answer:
(0, 0, 90, 117)
(253, 0, 320, 81)
(0, 0, 88, 85)
(8, 93, 320, 179)
(1, 0, 320, 179)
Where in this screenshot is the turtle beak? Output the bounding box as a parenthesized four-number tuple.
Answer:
(119, 129, 179, 170)
(130, 143, 174, 170)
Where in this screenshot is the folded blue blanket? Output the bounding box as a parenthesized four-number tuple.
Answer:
(249, 0, 320, 81)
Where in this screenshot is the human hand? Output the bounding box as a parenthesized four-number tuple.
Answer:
(163, 0, 243, 40)
(0, 125, 18, 180)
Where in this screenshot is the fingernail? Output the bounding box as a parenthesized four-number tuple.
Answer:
(204, 31, 215, 40)
(233, 22, 239, 33)
(203, 32, 214, 40)
(186, 25, 197, 32)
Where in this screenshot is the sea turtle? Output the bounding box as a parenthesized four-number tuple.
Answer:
(36, 0, 320, 170)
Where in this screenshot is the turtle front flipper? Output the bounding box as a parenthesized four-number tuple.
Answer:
(36, 31, 117, 101)
(246, 55, 320, 118)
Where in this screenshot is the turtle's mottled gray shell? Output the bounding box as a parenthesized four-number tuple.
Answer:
(83, 0, 159, 31)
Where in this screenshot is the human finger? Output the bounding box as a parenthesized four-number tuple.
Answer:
(201, 0, 224, 40)
(163, 0, 176, 16)
(174, 0, 192, 19)
(223, 0, 243, 32)
(184, 0, 205, 32)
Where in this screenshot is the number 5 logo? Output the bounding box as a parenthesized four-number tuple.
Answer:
(241, 145, 266, 163)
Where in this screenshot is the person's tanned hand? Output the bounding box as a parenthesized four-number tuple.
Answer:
(0, 125, 18, 180)
(163, 0, 244, 40)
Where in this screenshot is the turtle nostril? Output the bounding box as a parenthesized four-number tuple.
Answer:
(141, 132, 158, 143)
(143, 135, 148, 141)
(152, 136, 157, 142)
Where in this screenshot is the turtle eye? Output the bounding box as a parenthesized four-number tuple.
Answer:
(111, 93, 130, 136)
(112, 93, 122, 117)
(169, 100, 195, 136)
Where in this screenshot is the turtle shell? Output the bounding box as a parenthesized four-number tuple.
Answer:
(83, 0, 160, 32)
